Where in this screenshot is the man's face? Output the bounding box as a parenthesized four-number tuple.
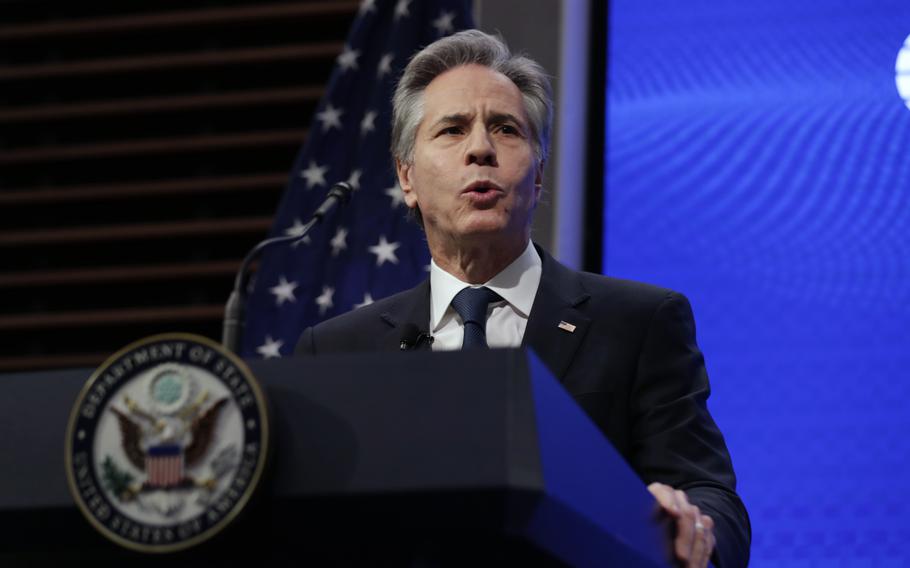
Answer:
(396, 64, 543, 250)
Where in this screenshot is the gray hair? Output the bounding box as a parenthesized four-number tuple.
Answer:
(391, 30, 553, 166)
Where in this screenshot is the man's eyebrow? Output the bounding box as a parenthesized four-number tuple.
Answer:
(487, 112, 525, 126)
(429, 112, 526, 129)
(430, 113, 471, 128)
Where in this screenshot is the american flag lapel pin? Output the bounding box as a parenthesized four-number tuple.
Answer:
(557, 321, 576, 333)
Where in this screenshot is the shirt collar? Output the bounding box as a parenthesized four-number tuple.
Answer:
(429, 241, 542, 331)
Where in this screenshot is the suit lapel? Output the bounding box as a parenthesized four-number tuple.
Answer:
(522, 248, 592, 381)
(380, 248, 591, 364)
(377, 279, 432, 351)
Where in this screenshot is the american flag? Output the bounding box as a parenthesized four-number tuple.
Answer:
(146, 445, 184, 488)
(241, 0, 475, 359)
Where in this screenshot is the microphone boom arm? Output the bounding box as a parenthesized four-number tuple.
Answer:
(221, 182, 353, 353)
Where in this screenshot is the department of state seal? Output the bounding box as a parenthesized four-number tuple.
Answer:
(65, 333, 269, 553)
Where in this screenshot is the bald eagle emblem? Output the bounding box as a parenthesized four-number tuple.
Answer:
(97, 366, 237, 510)
(66, 333, 268, 553)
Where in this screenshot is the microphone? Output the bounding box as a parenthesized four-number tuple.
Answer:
(399, 323, 434, 351)
(222, 182, 354, 353)
(311, 181, 353, 220)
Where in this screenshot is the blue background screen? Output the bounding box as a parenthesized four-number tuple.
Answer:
(605, 1, 910, 564)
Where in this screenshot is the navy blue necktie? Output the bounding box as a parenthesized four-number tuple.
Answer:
(450, 286, 501, 349)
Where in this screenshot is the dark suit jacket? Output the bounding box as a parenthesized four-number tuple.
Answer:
(296, 247, 751, 567)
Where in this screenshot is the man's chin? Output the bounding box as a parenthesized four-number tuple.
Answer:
(457, 220, 511, 239)
(457, 210, 515, 233)
(426, 213, 527, 249)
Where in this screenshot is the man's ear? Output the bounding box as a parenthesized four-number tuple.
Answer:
(533, 160, 545, 201)
(396, 158, 418, 209)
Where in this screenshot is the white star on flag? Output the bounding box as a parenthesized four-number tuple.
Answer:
(300, 161, 328, 189)
(257, 336, 283, 359)
(330, 227, 348, 256)
(358, 0, 376, 16)
(354, 293, 374, 309)
(315, 104, 344, 132)
(432, 11, 456, 35)
(269, 276, 298, 306)
(315, 286, 335, 315)
(285, 218, 306, 237)
(385, 182, 405, 208)
(369, 235, 401, 266)
(377, 53, 394, 78)
(394, 0, 411, 20)
(337, 45, 360, 72)
(284, 219, 312, 247)
(360, 110, 377, 136)
(346, 168, 362, 191)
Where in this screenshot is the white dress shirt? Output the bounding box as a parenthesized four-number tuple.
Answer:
(429, 241, 542, 350)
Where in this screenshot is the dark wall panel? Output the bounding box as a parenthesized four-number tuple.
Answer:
(0, 2, 358, 371)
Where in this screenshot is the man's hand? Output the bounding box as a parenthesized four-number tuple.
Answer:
(648, 482, 716, 568)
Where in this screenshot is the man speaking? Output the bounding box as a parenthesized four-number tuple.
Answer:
(297, 30, 750, 568)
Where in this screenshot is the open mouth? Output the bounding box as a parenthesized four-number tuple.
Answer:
(461, 181, 503, 208)
(463, 181, 502, 195)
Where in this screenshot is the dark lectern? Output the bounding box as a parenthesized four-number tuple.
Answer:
(0, 348, 670, 567)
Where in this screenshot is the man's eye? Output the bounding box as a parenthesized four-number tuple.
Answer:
(440, 126, 462, 135)
(497, 124, 519, 135)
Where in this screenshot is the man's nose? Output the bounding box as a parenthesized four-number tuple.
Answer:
(465, 127, 497, 167)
